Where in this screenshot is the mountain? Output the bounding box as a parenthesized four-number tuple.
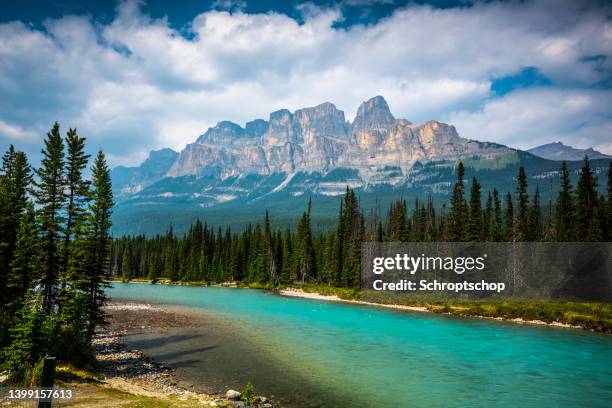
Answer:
(111, 148, 178, 196)
(110, 96, 611, 236)
(527, 142, 611, 161)
(138, 95, 513, 186)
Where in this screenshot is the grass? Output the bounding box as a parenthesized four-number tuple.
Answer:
(54, 365, 213, 407)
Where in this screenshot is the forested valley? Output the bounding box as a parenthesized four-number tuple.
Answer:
(114, 159, 612, 288)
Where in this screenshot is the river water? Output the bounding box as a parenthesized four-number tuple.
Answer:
(109, 283, 612, 407)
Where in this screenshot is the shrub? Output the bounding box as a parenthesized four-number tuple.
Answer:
(241, 381, 255, 404)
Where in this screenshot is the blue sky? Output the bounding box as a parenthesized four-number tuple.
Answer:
(1, 0, 611, 167)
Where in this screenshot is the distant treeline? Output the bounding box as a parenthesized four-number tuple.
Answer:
(0, 123, 114, 384)
(114, 158, 612, 288)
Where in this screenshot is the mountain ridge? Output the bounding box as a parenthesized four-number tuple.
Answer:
(114, 96, 515, 193)
(109, 96, 611, 236)
(527, 142, 611, 161)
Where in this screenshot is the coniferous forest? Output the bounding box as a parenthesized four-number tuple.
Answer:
(113, 159, 612, 288)
(0, 123, 114, 383)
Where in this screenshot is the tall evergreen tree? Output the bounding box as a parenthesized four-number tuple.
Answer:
(492, 189, 503, 242)
(574, 156, 598, 241)
(449, 162, 467, 241)
(62, 129, 90, 275)
(504, 192, 515, 241)
(83, 151, 114, 339)
(607, 162, 612, 241)
(0, 146, 31, 308)
(33, 123, 67, 313)
(295, 199, 315, 283)
(516, 166, 530, 241)
(7, 205, 42, 313)
(530, 187, 542, 241)
(467, 177, 482, 241)
(555, 161, 574, 241)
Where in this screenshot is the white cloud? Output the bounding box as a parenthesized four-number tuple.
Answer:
(447, 88, 612, 154)
(0, 0, 611, 167)
(0, 120, 38, 141)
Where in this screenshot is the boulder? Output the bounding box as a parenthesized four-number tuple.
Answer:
(226, 389, 242, 400)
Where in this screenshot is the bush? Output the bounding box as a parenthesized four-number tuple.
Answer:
(241, 381, 255, 404)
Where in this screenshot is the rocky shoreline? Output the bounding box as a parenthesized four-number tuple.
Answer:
(96, 301, 273, 407)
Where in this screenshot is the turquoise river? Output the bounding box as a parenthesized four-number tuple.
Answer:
(109, 283, 612, 407)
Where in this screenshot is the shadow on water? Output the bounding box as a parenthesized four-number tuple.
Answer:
(155, 345, 220, 361)
(124, 333, 204, 349)
(124, 324, 360, 408)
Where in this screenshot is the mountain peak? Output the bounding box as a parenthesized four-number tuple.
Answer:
(527, 142, 611, 161)
(352, 95, 395, 130)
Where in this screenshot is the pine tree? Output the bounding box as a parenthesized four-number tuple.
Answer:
(530, 187, 542, 241)
(295, 199, 315, 283)
(504, 192, 515, 241)
(607, 162, 612, 241)
(484, 192, 493, 241)
(62, 129, 90, 275)
(83, 151, 114, 340)
(492, 189, 503, 241)
(33, 123, 67, 313)
(574, 156, 598, 241)
(449, 162, 467, 241)
(467, 177, 482, 241)
(516, 166, 530, 241)
(0, 146, 31, 308)
(555, 161, 574, 241)
(7, 206, 42, 313)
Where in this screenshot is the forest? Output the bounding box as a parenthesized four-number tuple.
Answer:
(0, 123, 114, 384)
(114, 159, 612, 288)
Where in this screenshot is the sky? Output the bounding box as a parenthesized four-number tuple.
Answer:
(1, 0, 611, 168)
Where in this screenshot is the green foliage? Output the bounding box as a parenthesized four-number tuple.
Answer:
(0, 124, 113, 381)
(241, 381, 256, 404)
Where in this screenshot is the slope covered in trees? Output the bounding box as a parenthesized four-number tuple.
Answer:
(114, 158, 612, 288)
(0, 124, 114, 384)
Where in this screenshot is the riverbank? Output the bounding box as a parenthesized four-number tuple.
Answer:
(111, 279, 612, 333)
(278, 285, 612, 333)
(47, 301, 274, 407)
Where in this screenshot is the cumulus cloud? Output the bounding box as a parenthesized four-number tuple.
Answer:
(0, 0, 610, 167)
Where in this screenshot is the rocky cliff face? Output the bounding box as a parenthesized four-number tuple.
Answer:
(111, 148, 178, 195)
(165, 96, 512, 182)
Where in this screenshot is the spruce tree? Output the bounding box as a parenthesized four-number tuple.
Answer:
(516, 166, 530, 241)
(449, 162, 467, 241)
(504, 192, 515, 241)
(295, 199, 315, 283)
(492, 189, 503, 242)
(607, 162, 612, 241)
(484, 192, 493, 241)
(0, 147, 31, 308)
(555, 161, 574, 241)
(33, 123, 67, 313)
(62, 129, 90, 275)
(467, 177, 482, 241)
(7, 205, 42, 313)
(530, 187, 542, 241)
(574, 156, 598, 241)
(83, 151, 114, 340)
